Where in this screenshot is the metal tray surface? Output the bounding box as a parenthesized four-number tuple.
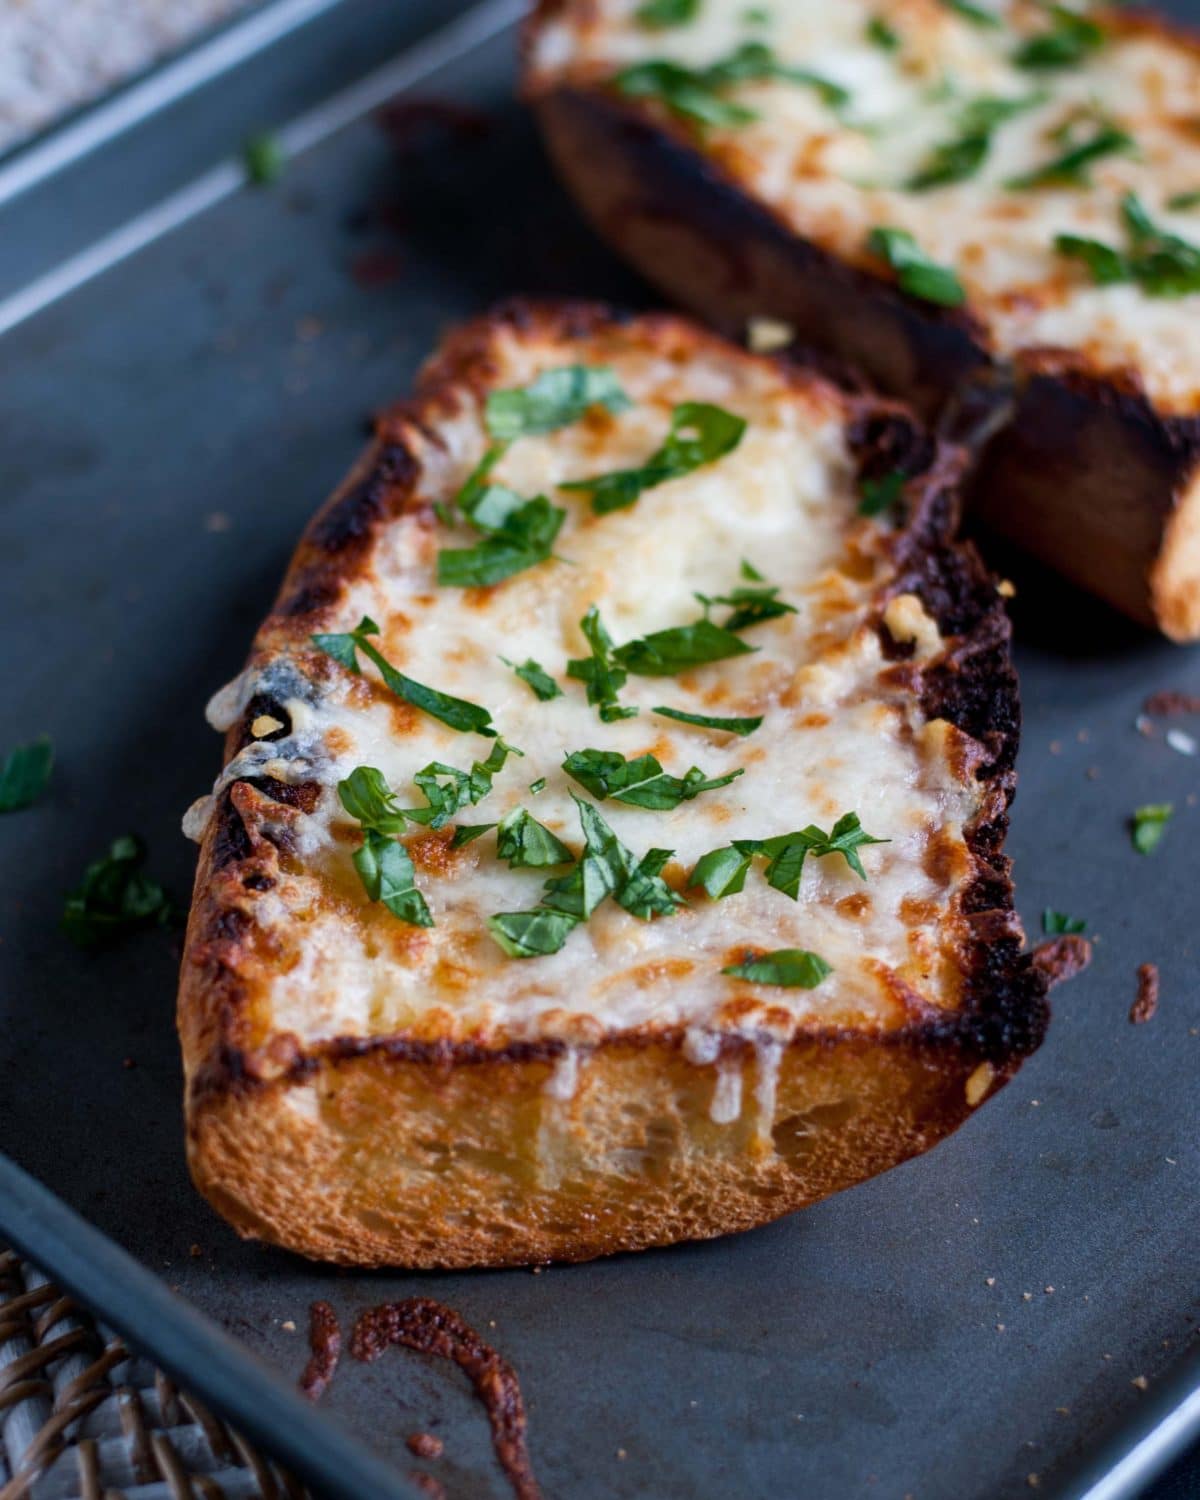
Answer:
(1, 5, 1198, 1497)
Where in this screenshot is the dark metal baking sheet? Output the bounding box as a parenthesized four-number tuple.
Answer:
(1, 3, 1198, 1497)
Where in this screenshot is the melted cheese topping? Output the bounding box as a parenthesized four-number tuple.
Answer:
(197, 325, 983, 1051)
(530, 0, 1200, 412)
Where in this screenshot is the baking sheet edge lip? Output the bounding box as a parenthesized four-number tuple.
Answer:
(0, 0, 347, 211)
(1049, 1340, 1200, 1500)
(0, 0, 525, 343)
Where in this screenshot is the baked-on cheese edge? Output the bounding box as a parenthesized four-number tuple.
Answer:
(178, 302, 1047, 1268)
(525, 1, 1200, 637)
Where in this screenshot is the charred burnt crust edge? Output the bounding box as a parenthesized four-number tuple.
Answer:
(182, 298, 1049, 1108)
(1009, 349, 1200, 475)
(523, 73, 990, 419)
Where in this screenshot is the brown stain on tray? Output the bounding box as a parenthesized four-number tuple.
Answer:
(299, 1300, 341, 1403)
(352, 1297, 541, 1500)
(1130, 963, 1160, 1025)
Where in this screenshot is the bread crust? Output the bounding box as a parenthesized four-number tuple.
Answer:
(523, 5, 1200, 637)
(178, 300, 1047, 1268)
(968, 351, 1200, 639)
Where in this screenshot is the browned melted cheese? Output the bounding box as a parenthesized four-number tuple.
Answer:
(530, 0, 1200, 413)
(189, 320, 986, 1072)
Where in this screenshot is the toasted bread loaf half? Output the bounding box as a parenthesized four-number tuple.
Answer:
(178, 301, 1047, 1269)
(525, 1, 1200, 637)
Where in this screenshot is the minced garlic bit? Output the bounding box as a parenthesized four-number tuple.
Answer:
(883, 592, 942, 655)
(746, 316, 795, 353)
(965, 1061, 994, 1107)
(251, 714, 285, 738)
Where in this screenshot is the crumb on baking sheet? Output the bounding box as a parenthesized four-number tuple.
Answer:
(1031, 935, 1093, 989)
(1130, 963, 1159, 1025)
(1143, 691, 1200, 717)
(299, 1300, 342, 1403)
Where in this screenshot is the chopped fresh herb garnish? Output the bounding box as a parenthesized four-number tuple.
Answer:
(704, 41, 848, 106)
(566, 605, 638, 722)
(742, 6, 770, 22)
(614, 618, 755, 675)
(691, 844, 755, 899)
(753, 812, 889, 898)
(615, 59, 757, 128)
(636, 0, 699, 25)
(695, 581, 796, 632)
(1042, 908, 1086, 935)
(437, 485, 566, 587)
(243, 133, 283, 186)
(488, 908, 579, 958)
(485, 365, 631, 441)
(0, 735, 53, 813)
(942, 0, 1002, 27)
(452, 444, 506, 519)
(1054, 232, 1129, 285)
(529, 777, 547, 794)
(503, 656, 562, 701)
(910, 129, 988, 192)
(1131, 802, 1172, 855)
(1055, 192, 1200, 297)
(566, 797, 682, 921)
(491, 796, 682, 956)
(867, 226, 965, 306)
(313, 615, 496, 736)
(496, 807, 573, 868)
(908, 94, 1044, 191)
(337, 765, 410, 836)
(353, 829, 433, 927)
(618, 848, 681, 919)
(1006, 116, 1133, 189)
(653, 705, 763, 736)
(337, 767, 439, 925)
(866, 15, 900, 50)
(740, 558, 765, 581)
(561, 401, 745, 514)
(451, 823, 496, 848)
(614, 41, 847, 131)
(723, 948, 832, 987)
(403, 739, 520, 828)
(563, 747, 744, 809)
(691, 812, 888, 901)
(62, 835, 176, 948)
(1014, 5, 1104, 69)
(568, 607, 755, 718)
(541, 797, 627, 920)
(859, 469, 906, 517)
(796, 811, 889, 879)
(1168, 190, 1200, 211)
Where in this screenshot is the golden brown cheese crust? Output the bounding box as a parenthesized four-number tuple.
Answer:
(524, 3, 1200, 637)
(178, 301, 1047, 1268)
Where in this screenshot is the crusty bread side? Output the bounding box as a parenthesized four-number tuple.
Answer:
(190, 1029, 1003, 1269)
(524, 2, 1200, 637)
(527, 76, 993, 421)
(179, 301, 1047, 1268)
(968, 352, 1200, 640)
